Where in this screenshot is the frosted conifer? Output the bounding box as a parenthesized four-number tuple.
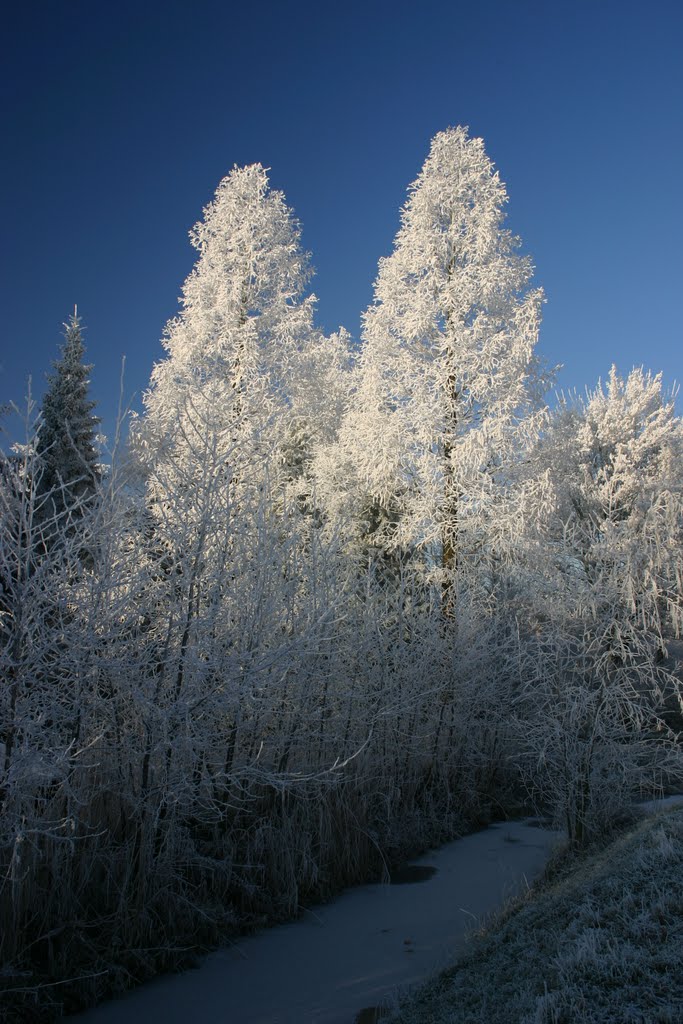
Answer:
(322, 127, 547, 615)
(135, 163, 347, 512)
(36, 310, 100, 532)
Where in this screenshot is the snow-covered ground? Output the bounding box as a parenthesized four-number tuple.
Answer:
(73, 818, 559, 1024)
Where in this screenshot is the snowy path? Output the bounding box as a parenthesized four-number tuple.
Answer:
(73, 818, 558, 1024)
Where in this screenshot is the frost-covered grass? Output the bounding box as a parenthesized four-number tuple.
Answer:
(389, 806, 683, 1024)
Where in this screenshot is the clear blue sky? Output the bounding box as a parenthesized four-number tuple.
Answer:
(2, 0, 682, 443)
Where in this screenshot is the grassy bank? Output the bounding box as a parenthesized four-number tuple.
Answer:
(389, 806, 683, 1024)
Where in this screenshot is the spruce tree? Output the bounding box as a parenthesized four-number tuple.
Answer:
(36, 309, 100, 533)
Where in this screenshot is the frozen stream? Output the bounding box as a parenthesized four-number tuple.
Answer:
(74, 817, 559, 1024)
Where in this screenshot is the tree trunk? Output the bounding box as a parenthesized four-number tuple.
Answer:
(442, 373, 459, 620)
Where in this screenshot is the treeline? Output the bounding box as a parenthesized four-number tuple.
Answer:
(1, 127, 682, 1020)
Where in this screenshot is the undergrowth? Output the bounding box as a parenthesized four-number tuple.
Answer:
(0, 765, 495, 1023)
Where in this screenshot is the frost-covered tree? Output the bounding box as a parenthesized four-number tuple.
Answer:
(133, 164, 338, 659)
(318, 127, 546, 616)
(132, 162, 351, 640)
(129, 164, 354, 860)
(36, 310, 100, 534)
(521, 366, 683, 643)
(511, 366, 683, 842)
(136, 164, 345, 487)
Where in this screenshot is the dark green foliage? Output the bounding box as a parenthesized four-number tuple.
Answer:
(35, 310, 100, 534)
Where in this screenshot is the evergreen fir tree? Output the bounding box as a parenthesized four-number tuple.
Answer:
(36, 309, 100, 533)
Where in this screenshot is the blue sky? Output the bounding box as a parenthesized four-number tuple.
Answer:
(2, 0, 682, 443)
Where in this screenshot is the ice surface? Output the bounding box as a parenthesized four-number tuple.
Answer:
(73, 818, 558, 1024)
